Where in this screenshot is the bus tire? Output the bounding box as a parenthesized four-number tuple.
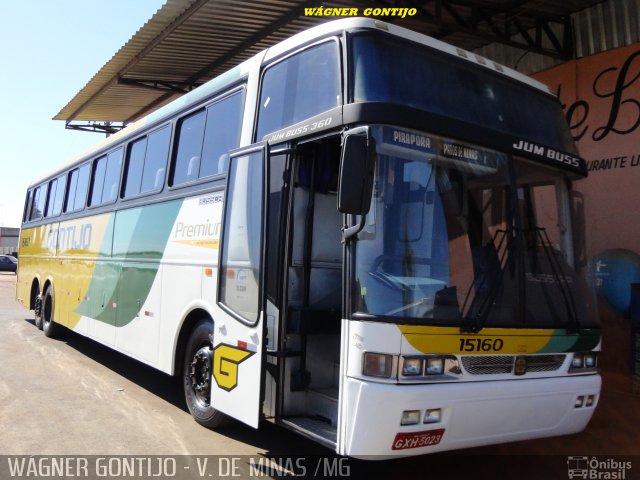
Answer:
(183, 319, 230, 428)
(42, 285, 63, 338)
(34, 293, 44, 330)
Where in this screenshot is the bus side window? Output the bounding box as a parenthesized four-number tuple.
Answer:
(30, 187, 40, 221)
(65, 170, 79, 213)
(52, 174, 66, 216)
(22, 190, 33, 223)
(90, 155, 108, 207)
(102, 148, 123, 203)
(73, 164, 90, 212)
(140, 126, 170, 193)
(124, 125, 171, 197)
(30, 185, 46, 221)
(200, 92, 243, 178)
(256, 40, 340, 139)
(65, 163, 90, 213)
(172, 110, 206, 186)
(45, 178, 58, 217)
(124, 137, 147, 197)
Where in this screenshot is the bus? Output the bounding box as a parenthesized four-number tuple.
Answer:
(17, 18, 601, 458)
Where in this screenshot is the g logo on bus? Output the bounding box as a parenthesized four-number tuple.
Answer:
(212, 344, 254, 391)
(514, 356, 527, 376)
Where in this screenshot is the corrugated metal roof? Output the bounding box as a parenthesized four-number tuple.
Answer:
(55, 0, 607, 126)
(476, 0, 640, 75)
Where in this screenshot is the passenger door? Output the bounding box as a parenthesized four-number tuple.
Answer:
(210, 144, 267, 428)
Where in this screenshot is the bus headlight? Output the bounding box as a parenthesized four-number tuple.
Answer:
(363, 352, 393, 378)
(571, 353, 584, 369)
(399, 355, 462, 380)
(426, 357, 444, 375)
(584, 353, 597, 368)
(402, 358, 423, 376)
(366, 354, 462, 381)
(569, 352, 598, 373)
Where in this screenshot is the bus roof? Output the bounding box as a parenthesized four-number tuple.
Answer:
(263, 18, 550, 93)
(30, 17, 551, 188)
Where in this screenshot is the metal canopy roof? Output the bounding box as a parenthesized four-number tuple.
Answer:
(55, 0, 605, 133)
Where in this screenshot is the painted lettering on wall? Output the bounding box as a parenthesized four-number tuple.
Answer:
(558, 50, 640, 143)
(532, 42, 640, 259)
(587, 154, 640, 171)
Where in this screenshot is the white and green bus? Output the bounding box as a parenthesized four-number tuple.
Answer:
(18, 18, 601, 457)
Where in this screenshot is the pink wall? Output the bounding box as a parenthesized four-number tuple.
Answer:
(533, 44, 640, 258)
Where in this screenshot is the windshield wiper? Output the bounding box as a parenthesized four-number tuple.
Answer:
(530, 227, 581, 332)
(460, 226, 581, 334)
(460, 227, 513, 333)
(386, 297, 434, 316)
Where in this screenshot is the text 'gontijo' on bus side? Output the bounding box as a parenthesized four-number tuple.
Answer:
(17, 18, 600, 458)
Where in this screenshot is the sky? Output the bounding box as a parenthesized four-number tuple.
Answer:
(0, 0, 166, 228)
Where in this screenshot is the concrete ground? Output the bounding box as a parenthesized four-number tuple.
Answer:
(1, 271, 639, 479)
(0, 272, 327, 457)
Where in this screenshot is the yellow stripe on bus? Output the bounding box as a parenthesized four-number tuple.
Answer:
(399, 325, 564, 355)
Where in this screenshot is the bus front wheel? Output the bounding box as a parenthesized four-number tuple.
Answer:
(42, 285, 63, 338)
(183, 319, 230, 428)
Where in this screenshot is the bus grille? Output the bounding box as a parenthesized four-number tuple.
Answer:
(461, 355, 566, 375)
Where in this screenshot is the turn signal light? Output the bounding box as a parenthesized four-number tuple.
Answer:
(363, 352, 393, 378)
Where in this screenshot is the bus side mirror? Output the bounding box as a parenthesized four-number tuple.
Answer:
(338, 134, 375, 215)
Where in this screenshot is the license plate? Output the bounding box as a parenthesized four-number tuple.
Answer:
(392, 428, 445, 450)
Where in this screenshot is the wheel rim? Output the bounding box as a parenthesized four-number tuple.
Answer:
(189, 346, 212, 408)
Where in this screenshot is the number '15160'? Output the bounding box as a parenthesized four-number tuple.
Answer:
(459, 338, 504, 352)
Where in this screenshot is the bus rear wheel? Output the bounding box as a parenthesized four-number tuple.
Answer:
(183, 319, 230, 428)
(42, 285, 63, 338)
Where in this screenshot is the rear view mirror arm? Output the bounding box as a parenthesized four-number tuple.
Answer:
(342, 215, 366, 243)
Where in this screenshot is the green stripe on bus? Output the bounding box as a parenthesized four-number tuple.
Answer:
(74, 199, 183, 327)
(538, 329, 601, 353)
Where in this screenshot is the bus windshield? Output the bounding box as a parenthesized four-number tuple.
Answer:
(350, 32, 576, 154)
(353, 127, 599, 330)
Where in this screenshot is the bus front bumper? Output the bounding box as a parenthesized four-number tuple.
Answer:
(340, 374, 601, 458)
